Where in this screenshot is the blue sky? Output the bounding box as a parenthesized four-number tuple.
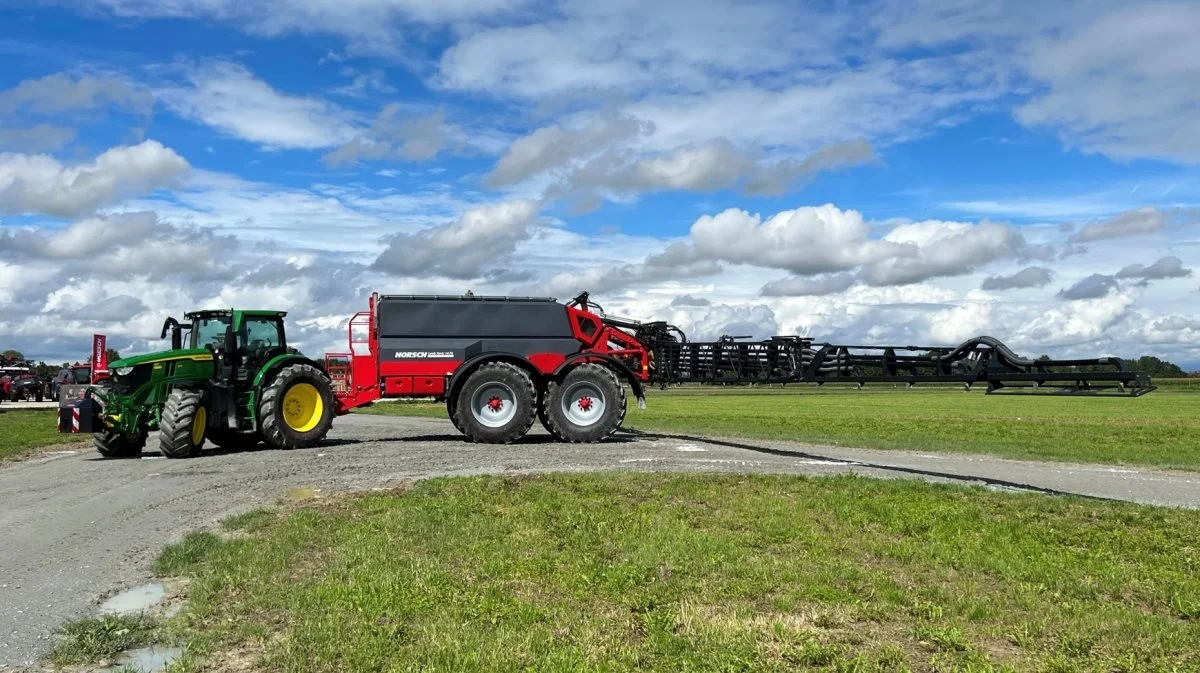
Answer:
(2, 0, 1199, 367)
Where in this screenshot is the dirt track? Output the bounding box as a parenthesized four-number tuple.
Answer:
(2, 413, 1198, 669)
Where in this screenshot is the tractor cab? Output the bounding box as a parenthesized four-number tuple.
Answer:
(159, 309, 291, 384)
(182, 310, 290, 380)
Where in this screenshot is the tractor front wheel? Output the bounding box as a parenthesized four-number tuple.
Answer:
(158, 388, 208, 458)
(544, 364, 626, 443)
(258, 364, 335, 450)
(94, 430, 145, 458)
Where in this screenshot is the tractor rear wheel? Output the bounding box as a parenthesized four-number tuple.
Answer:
(544, 364, 625, 443)
(94, 430, 145, 458)
(158, 388, 208, 458)
(258, 363, 335, 450)
(454, 362, 536, 444)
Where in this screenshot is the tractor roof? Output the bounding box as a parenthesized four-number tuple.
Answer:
(184, 309, 288, 319)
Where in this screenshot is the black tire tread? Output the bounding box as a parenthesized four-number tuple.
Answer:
(93, 430, 144, 458)
(544, 363, 626, 443)
(537, 390, 567, 441)
(258, 363, 335, 450)
(448, 396, 464, 433)
(455, 362, 537, 444)
(158, 388, 205, 458)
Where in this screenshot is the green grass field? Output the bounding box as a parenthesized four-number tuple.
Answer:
(0, 409, 86, 461)
(66, 473, 1198, 672)
(355, 385, 1200, 470)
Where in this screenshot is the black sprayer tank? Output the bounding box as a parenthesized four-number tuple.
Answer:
(374, 295, 581, 362)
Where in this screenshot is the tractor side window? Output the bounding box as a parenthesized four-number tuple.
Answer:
(72, 368, 91, 384)
(241, 318, 282, 352)
(192, 317, 231, 349)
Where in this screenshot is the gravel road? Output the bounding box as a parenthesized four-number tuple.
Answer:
(2, 413, 1198, 669)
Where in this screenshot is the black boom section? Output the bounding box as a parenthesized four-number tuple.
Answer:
(377, 295, 574, 339)
(627, 323, 1154, 397)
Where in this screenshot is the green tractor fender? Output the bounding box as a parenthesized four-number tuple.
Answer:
(248, 353, 335, 433)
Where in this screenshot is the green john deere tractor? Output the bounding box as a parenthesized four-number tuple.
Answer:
(77, 309, 336, 458)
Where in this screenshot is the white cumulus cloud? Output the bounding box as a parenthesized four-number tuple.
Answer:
(372, 199, 543, 279)
(156, 61, 358, 150)
(0, 140, 189, 218)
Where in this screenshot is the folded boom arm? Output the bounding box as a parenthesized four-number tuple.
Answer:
(604, 316, 1154, 397)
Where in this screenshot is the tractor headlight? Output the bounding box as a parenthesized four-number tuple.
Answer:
(115, 366, 134, 376)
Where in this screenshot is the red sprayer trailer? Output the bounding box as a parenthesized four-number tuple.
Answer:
(325, 292, 651, 443)
(323, 291, 1154, 445)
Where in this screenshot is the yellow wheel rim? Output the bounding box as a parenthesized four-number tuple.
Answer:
(282, 382, 323, 433)
(191, 407, 207, 445)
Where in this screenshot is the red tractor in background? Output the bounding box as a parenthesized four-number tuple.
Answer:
(1, 357, 45, 403)
(48, 362, 109, 402)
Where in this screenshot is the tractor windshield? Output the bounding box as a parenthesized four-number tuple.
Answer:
(190, 315, 232, 349)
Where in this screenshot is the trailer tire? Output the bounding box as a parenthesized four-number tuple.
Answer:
(94, 430, 144, 458)
(447, 396, 464, 433)
(537, 389, 567, 441)
(259, 363, 335, 450)
(544, 363, 625, 443)
(455, 362, 536, 444)
(158, 388, 207, 458)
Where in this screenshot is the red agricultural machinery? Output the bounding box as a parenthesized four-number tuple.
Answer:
(0, 356, 45, 403)
(322, 291, 1155, 444)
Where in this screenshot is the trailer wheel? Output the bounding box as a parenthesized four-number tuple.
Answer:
(259, 363, 336, 450)
(158, 388, 208, 458)
(544, 363, 626, 443)
(455, 362, 536, 444)
(447, 396, 464, 433)
(537, 392, 566, 441)
(94, 430, 144, 458)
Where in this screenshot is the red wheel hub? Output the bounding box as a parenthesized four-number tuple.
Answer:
(577, 396, 593, 411)
(487, 396, 503, 411)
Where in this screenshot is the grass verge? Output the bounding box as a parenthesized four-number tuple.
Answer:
(0, 408, 87, 462)
(354, 387, 1200, 469)
(156, 473, 1199, 672)
(48, 613, 159, 668)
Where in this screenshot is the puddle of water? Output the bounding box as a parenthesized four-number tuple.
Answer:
(99, 583, 165, 615)
(108, 645, 183, 673)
